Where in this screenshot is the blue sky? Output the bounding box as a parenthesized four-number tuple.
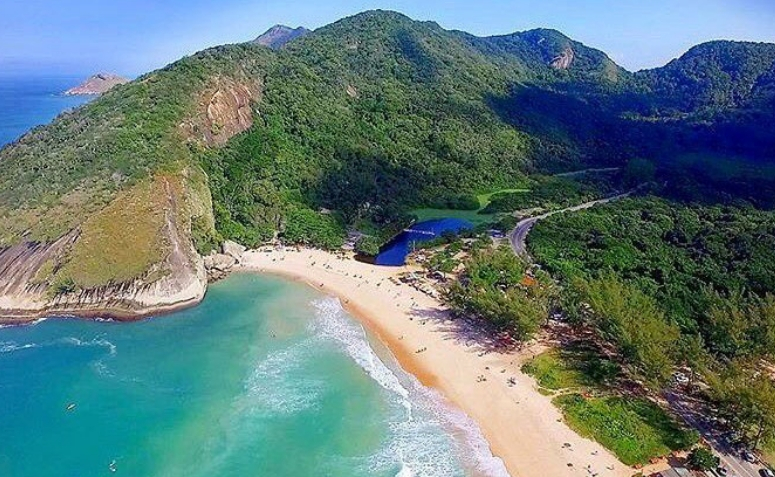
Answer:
(1, 0, 773, 76)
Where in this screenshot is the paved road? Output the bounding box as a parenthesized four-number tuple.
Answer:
(508, 192, 632, 258)
(553, 167, 620, 178)
(665, 390, 766, 477)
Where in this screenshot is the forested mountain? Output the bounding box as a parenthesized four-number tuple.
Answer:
(638, 40, 775, 113)
(0, 10, 772, 318)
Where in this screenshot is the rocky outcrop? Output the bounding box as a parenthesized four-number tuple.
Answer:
(65, 73, 129, 96)
(253, 25, 310, 49)
(0, 239, 206, 323)
(204, 240, 246, 281)
(181, 77, 263, 147)
(0, 171, 213, 324)
(550, 47, 575, 70)
(222, 240, 247, 262)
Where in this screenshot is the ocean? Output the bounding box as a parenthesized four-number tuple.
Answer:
(0, 74, 91, 147)
(0, 76, 508, 477)
(0, 274, 508, 477)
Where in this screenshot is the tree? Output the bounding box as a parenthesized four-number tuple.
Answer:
(444, 247, 549, 341)
(355, 236, 381, 256)
(622, 158, 655, 187)
(708, 293, 775, 360)
(581, 274, 680, 386)
(708, 361, 775, 450)
(688, 447, 719, 471)
(677, 334, 710, 387)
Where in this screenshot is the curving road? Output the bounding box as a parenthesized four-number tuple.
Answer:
(553, 167, 620, 178)
(509, 192, 633, 258)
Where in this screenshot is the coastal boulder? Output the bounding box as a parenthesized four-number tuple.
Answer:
(206, 253, 236, 271)
(222, 240, 247, 263)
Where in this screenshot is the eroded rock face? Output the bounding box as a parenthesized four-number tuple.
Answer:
(182, 77, 263, 147)
(0, 240, 206, 322)
(0, 173, 210, 322)
(551, 47, 575, 70)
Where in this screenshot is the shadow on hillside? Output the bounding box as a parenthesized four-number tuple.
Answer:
(485, 83, 658, 166)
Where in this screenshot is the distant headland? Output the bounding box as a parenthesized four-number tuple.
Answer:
(64, 73, 129, 96)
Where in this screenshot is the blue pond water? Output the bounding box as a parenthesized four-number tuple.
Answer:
(375, 218, 474, 266)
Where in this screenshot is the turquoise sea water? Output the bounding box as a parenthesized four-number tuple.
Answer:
(0, 274, 508, 477)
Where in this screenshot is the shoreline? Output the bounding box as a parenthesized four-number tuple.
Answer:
(0, 245, 630, 477)
(0, 294, 204, 325)
(240, 247, 629, 477)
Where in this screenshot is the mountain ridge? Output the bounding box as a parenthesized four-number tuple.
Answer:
(252, 24, 310, 49)
(1, 9, 773, 320)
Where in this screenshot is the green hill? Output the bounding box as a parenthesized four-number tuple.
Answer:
(0, 10, 772, 318)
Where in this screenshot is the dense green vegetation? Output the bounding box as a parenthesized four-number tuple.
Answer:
(2, 10, 773, 263)
(530, 196, 775, 331)
(199, 12, 775, 251)
(444, 246, 554, 339)
(530, 192, 775, 451)
(688, 447, 719, 471)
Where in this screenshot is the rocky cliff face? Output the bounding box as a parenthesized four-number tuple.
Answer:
(181, 76, 263, 147)
(0, 170, 212, 323)
(551, 47, 575, 70)
(65, 73, 129, 96)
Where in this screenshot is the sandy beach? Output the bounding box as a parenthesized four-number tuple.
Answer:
(241, 247, 629, 477)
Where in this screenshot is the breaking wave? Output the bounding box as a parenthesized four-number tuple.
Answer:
(310, 297, 509, 477)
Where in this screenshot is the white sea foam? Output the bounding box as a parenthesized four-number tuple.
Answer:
(1, 334, 118, 358)
(310, 298, 412, 410)
(309, 297, 509, 477)
(241, 338, 325, 416)
(0, 341, 38, 353)
(58, 336, 117, 356)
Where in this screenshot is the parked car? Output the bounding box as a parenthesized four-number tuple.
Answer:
(716, 466, 729, 476)
(759, 469, 774, 477)
(741, 450, 757, 463)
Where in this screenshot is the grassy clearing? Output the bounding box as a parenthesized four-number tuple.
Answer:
(60, 176, 173, 288)
(521, 347, 620, 391)
(555, 394, 699, 466)
(476, 188, 529, 209)
(524, 348, 697, 465)
(410, 188, 530, 225)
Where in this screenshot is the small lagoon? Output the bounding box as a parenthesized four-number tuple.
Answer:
(375, 219, 474, 266)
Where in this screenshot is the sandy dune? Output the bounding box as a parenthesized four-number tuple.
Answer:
(240, 247, 629, 477)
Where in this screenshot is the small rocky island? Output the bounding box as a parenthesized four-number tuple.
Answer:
(65, 73, 129, 96)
